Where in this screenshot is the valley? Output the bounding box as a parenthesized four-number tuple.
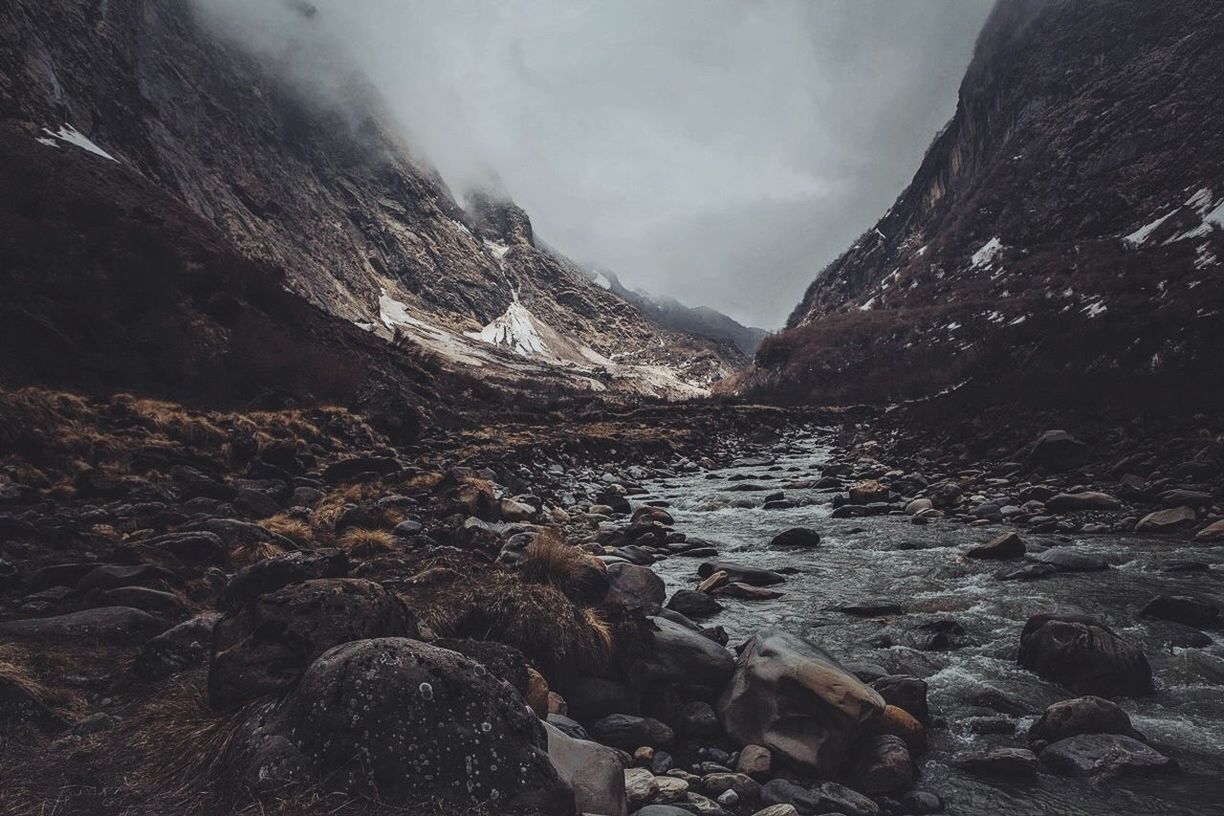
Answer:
(1, 1, 1223, 816)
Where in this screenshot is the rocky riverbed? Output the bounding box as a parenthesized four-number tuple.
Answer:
(1, 390, 1222, 816)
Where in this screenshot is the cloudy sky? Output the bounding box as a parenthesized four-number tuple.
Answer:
(202, 0, 995, 328)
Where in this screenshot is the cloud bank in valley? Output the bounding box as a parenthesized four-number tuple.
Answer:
(196, 0, 994, 328)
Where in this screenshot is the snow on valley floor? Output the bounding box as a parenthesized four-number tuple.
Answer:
(376, 290, 707, 399)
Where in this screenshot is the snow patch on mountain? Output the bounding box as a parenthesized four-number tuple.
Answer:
(36, 124, 117, 161)
(971, 237, 1004, 268)
(472, 299, 549, 357)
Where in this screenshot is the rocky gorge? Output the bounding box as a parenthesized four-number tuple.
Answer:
(1, 389, 1221, 816)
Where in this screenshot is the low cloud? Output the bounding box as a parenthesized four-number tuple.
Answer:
(196, 0, 994, 327)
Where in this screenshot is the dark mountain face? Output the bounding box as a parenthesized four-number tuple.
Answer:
(582, 268, 768, 357)
(0, 0, 745, 402)
(740, 0, 1224, 411)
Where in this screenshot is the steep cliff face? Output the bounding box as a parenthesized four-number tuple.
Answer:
(0, 0, 742, 400)
(745, 0, 1224, 410)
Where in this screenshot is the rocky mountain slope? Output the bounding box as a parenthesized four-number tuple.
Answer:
(0, 0, 744, 402)
(739, 0, 1224, 412)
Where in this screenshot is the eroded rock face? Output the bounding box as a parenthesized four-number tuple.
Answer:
(718, 628, 885, 776)
(1018, 613, 1153, 697)
(209, 578, 417, 708)
(228, 638, 573, 814)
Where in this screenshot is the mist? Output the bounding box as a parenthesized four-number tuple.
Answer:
(194, 0, 994, 328)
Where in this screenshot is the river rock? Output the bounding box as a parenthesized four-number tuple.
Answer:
(871, 675, 930, 723)
(736, 744, 771, 779)
(718, 628, 885, 776)
(209, 578, 417, 708)
(851, 733, 914, 795)
(715, 582, 783, 600)
(1136, 506, 1197, 532)
(546, 722, 627, 816)
(701, 772, 760, 800)
(955, 747, 1039, 778)
(965, 531, 1025, 560)
(760, 779, 879, 816)
(1039, 733, 1174, 778)
(1029, 548, 1107, 572)
(768, 528, 820, 549)
(625, 767, 660, 810)
(750, 806, 799, 816)
(667, 589, 723, 619)
(849, 479, 890, 504)
(227, 638, 570, 812)
(1140, 595, 1220, 628)
(1018, 613, 1153, 697)
(1028, 696, 1139, 744)
(1046, 492, 1121, 513)
(1194, 519, 1224, 541)
(590, 713, 674, 750)
(606, 563, 666, 616)
(635, 617, 735, 689)
(697, 562, 785, 587)
(634, 506, 675, 527)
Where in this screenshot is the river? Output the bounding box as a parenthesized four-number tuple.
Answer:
(635, 430, 1224, 816)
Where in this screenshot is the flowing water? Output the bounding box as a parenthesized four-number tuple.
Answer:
(636, 432, 1224, 816)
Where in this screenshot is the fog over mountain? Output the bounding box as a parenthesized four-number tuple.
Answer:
(197, 0, 992, 327)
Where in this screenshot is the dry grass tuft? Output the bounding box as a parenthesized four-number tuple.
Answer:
(232, 537, 291, 568)
(0, 644, 85, 713)
(430, 571, 614, 681)
(259, 514, 315, 547)
(518, 529, 587, 587)
(310, 484, 384, 532)
(338, 528, 397, 556)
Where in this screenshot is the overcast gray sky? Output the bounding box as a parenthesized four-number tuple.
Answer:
(201, 0, 995, 328)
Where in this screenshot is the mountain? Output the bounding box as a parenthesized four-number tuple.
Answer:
(738, 0, 1224, 412)
(581, 267, 768, 356)
(0, 0, 746, 404)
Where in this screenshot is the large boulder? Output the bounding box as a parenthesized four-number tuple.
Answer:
(604, 563, 665, 616)
(1018, 614, 1153, 697)
(209, 578, 417, 708)
(134, 612, 221, 680)
(718, 628, 885, 776)
(545, 722, 627, 816)
(635, 617, 735, 690)
(228, 638, 573, 813)
(219, 549, 349, 612)
(1027, 696, 1139, 744)
(0, 607, 164, 645)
